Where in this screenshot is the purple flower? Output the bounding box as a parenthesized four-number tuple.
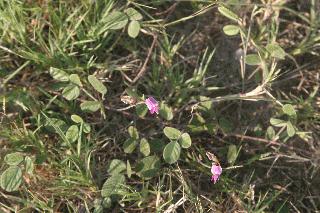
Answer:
(211, 164, 222, 184)
(145, 97, 159, 114)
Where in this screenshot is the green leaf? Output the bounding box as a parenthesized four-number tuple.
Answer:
(45, 118, 68, 132)
(107, 159, 126, 175)
(199, 96, 212, 111)
(286, 122, 295, 137)
(179, 133, 192, 149)
(83, 122, 91, 133)
(123, 138, 138, 153)
(140, 138, 150, 157)
(128, 20, 140, 38)
(163, 141, 181, 164)
(194, 113, 206, 124)
(282, 104, 296, 118)
(136, 104, 148, 117)
(103, 11, 128, 30)
(126, 160, 132, 178)
(266, 126, 276, 140)
(62, 84, 80, 100)
(69, 74, 82, 86)
(163, 127, 181, 140)
(245, 54, 261, 65)
(270, 118, 287, 127)
(125, 8, 143, 21)
(93, 205, 103, 213)
(266, 43, 286, 59)
(4, 152, 24, 166)
(102, 197, 112, 208)
(136, 155, 160, 179)
(49, 67, 69, 82)
(159, 103, 173, 121)
(80, 101, 101, 112)
(128, 126, 139, 140)
(25, 156, 34, 175)
(71, 114, 83, 123)
(0, 166, 22, 192)
(223, 25, 240, 36)
(218, 6, 240, 22)
(88, 75, 107, 95)
(66, 125, 79, 143)
(227, 145, 237, 165)
(101, 174, 125, 197)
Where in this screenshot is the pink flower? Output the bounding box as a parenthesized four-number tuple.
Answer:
(211, 164, 222, 184)
(145, 97, 159, 114)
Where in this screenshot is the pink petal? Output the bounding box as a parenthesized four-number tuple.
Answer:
(148, 97, 158, 105)
(211, 164, 222, 175)
(145, 98, 153, 110)
(211, 174, 220, 184)
(145, 97, 159, 114)
(153, 105, 159, 114)
(150, 107, 156, 114)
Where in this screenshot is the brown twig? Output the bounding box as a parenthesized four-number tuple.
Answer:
(131, 33, 158, 84)
(155, 3, 179, 16)
(226, 134, 311, 155)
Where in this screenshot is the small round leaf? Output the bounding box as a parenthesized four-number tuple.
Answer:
(163, 141, 181, 164)
(163, 127, 181, 140)
(179, 133, 192, 148)
(223, 25, 240, 36)
(4, 152, 24, 166)
(282, 104, 296, 118)
(80, 101, 101, 112)
(266, 43, 286, 59)
(49, 67, 69, 82)
(125, 8, 143, 21)
(159, 103, 173, 121)
(140, 138, 150, 156)
(286, 122, 295, 137)
(266, 126, 276, 140)
(101, 174, 125, 197)
(270, 118, 287, 127)
(69, 74, 82, 86)
(123, 138, 138, 153)
(62, 84, 80, 100)
(83, 122, 91, 133)
(104, 11, 128, 30)
(102, 197, 112, 208)
(218, 6, 240, 22)
(0, 166, 22, 192)
(128, 126, 139, 140)
(25, 156, 34, 175)
(136, 104, 148, 117)
(88, 75, 107, 95)
(128, 20, 140, 38)
(71, 114, 83, 123)
(227, 145, 237, 165)
(107, 159, 126, 175)
(245, 54, 261, 66)
(66, 125, 79, 143)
